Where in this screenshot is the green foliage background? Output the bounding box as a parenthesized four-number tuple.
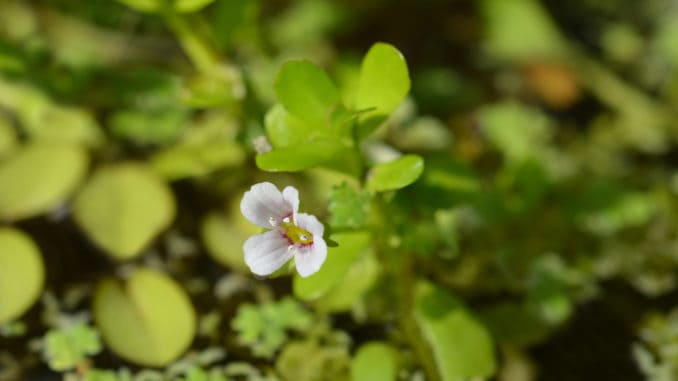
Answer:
(2, 0, 678, 380)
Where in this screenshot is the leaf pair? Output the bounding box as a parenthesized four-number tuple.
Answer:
(257, 42, 410, 173)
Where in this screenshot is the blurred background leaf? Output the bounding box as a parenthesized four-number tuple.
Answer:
(0, 228, 44, 324)
(73, 164, 176, 259)
(93, 269, 196, 366)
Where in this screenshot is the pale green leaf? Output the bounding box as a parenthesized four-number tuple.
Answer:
(314, 250, 379, 312)
(83, 369, 118, 381)
(414, 281, 496, 381)
(355, 43, 410, 117)
(109, 108, 187, 146)
(0, 143, 88, 220)
(273, 60, 341, 127)
(350, 342, 398, 381)
(477, 101, 552, 163)
(256, 139, 346, 172)
(44, 323, 102, 371)
(232, 297, 312, 358)
(328, 182, 371, 229)
(93, 269, 196, 366)
(276, 339, 351, 381)
(481, 0, 566, 61)
(264, 104, 315, 148)
(366, 154, 424, 192)
(0, 228, 44, 324)
(0, 116, 17, 158)
(151, 140, 244, 180)
(23, 106, 103, 148)
(150, 113, 244, 180)
(73, 163, 176, 259)
(200, 213, 254, 272)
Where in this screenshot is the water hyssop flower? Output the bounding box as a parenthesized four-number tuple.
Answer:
(240, 182, 327, 277)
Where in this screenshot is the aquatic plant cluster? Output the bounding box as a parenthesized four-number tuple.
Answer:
(2, 0, 678, 380)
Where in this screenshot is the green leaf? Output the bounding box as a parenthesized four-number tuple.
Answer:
(151, 140, 244, 180)
(414, 281, 496, 381)
(44, 323, 102, 371)
(479, 302, 552, 347)
(93, 268, 196, 366)
(391, 116, 452, 151)
(73, 163, 176, 259)
(481, 0, 566, 61)
(0, 116, 17, 158)
(355, 43, 410, 118)
(571, 182, 655, 236)
(350, 342, 398, 381)
(150, 112, 244, 180)
(293, 232, 371, 301)
(268, 0, 344, 50)
(83, 369, 119, 381)
(200, 213, 255, 272)
(477, 101, 552, 163)
(23, 106, 104, 148)
(328, 183, 371, 229)
(0, 79, 102, 147)
(109, 108, 187, 146)
(116, 0, 215, 13)
(256, 139, 346, 172)
(0, 228, 45, 324)
(182, 65, 244, 108)
(231, 297, 313, 358)
(264, 104, 315, 148)
(0, 143, 88, 220)
(422, 157, 481, 194)
(184, 367, 210, 381)
(366, 154, 424, 192)
(273, 60, 341, 127)
(314, 250, 379, 312)
(276, 339, 351, 381)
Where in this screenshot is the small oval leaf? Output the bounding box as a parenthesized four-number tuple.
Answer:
(274, 60, 341, 127)
(355, 43, 410, 116)
(0, 228, 45, 324)
(350, 342, 399, 381)
(0, 143, 88, 220)
(366, 154, 424, 192)
(73, 163, 176, 259)
(93, 268, 196, 367)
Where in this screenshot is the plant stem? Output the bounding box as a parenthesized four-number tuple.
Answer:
(164, 12, 220, 74)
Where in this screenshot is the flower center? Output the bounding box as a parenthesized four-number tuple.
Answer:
(281, 217, 313, 245)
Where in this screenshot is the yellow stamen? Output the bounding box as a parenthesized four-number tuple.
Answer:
(281, 217, 313, 245)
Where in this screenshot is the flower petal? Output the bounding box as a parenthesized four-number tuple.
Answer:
(294, 213, 324, 237)
(240, 182, 295, 228)
(243, 230, 294, 276)
(294, 235, 327, 277)
(282, 186, 299, 215)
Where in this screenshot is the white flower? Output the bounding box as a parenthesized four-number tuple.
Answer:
(240, 182, 327, 277)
